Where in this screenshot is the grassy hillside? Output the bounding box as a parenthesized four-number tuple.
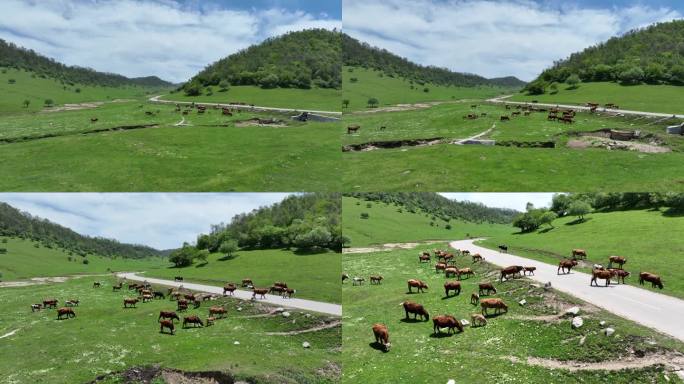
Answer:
(342, 197, 510, 247)
(0, 237, 164, 281)
(144, 248, 341, 304)
(0, 276, 340, 384)
(511, 82, 684, 114)
(343, 66, 508, 111)
(478, 209, 684, 299)
(342, 246, 684, 383)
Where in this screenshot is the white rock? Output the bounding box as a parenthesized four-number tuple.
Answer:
(565, 306, 580, 316)
(599, 321, 606, 326)
(447, 380, 456, 384)
(604, 327, 615, 336)
(518, 299, 527, 306)
(302, 341, 311, 348)
(544, 282, 552, 290)
(282, 312, 291, 318)
(274, 308, 285, 313)
(237, 307, 242, 312)
(460, 319, 469, 326)
(579, 335, 586, 345)
(305, 314, 312, 318)
(233, 341, 240, 345)
(530, 284, 540, 288)
(571, 316, 584, 329)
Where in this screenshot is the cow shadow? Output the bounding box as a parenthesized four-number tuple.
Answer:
(483, 312, 507, 319)
(368, 342, 389, 353)
(565, 218, 591, 226)
(538, 227, 554, 234)
(430, 332, 454, 338)
(441, 295, 460, 300)
(217, 254, 239, 261)
(400, 317, 426, 323)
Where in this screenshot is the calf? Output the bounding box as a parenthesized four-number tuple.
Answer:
(282, 288, 296, 298)
(500, 266, 523, 281)
(57, 307, 76, 320)
(471, 313, 487, 327)
(402, 301, 429, 321)
(177, 300, 188, 311)
(123, 298, 139, 308)
(153, 291, 165, 300)
(608, 256, 627, 269)
(93, 282, 101, 288)
(472, 253, 483, 263)
(347, 125, 360, 134)
(433, 315, 463, 334)
(470, 293, 480, 305)
(558, 259, 578, 274)
(372, 323, 391, 351)
(480, 298, 508, 316)
(65, 299, 79, 307)
(342, 274, 349, 283)
(435, 262, 447, 273)
(352, 277, 365, 286)
(252, 288, 268, 299)
(445, 267, 458, 278)
(444, 281, 461, 297)
(142, 294, 153, 303)
(591, 269, 615, 287)
(478, 283, 497, 296)
(457, 267, 474, 280)
(572, 249, 587, 259)
(208, 306, 227, 318)
(523, 266, 536, 276)
(269, 285, 286, 295)
(43, 299, 58, 309)
(419, 253, 431, 263)
(407, 279, 428, 293)
(609, 269, 630, 284)
(500, 115, 510, 121)
(206, 316, 216, 326)
(498, 245, 508, 253)
(639, 272, 664, 289)
(183, 315, 204, 328)
(31, 304, 42, 312)
(158, 311, 180, 322)
(112, 283, 122, 291)
(370, 275, 384, 285)
(160, 319, 175, 334)
(223, 283, 237, 296)
(174, 276, 183, 282)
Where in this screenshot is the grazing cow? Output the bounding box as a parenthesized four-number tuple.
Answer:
(57, 307, 76, 320)
(282, 288, 296, 298)
(273, 282, 288, 289)
(269, 285, 286, 295)
(153, 291, 165, 300)
(419, 253, 431, 263)
(352, 277, 365, 286)
(160, 319, 175, 335)
(444, 281, 461, 297)
(498, 245, 508, 253)
(223, 283, 237, 296)
(183, 294, 195, 301)
(90, 117, 98, 123)
(639, 272, 664, 289)
(43, 299, 58, 309)
(470, 293, 480, 305)
(208, 306, 227, 318)
(558, 260, 579, 274)
(252, 288, 268, 299)
(31, 304, 42, 312)
(206, 316, 216, 327)
(177, 300, 188, 311)
(559, 116, 574, 124)
(445, 267, 458, 278)
(608, 256, 627, 269)
(169, 291, 182, 301)
(65, 299, 79, 307)
(505, 105, 511, 110)
(379, 126, 386, 131)
(127, 283, 139, 291)
(123, 298, 139, 308)
(471, 313, 487, 327)
(590, 269, 615, 287)
(522, 266, 537, 276)
(481, 298, 508, 316)
(372, 323, 391, 351)
(433, 315, 463, 334)
(511, 111, 521, 117)
(158, 311, 180, 323)
(471, 104, 478, 108)
(142, 294, 153, 303)
(241, 278, 253, 287)
(347, 125, 360, 134)
(500, 265, 523, 281)
(572, 249, 587, 259)
(457, 267, 474, 280)
(609, 269, 630, 284)
(112, 283, 122, 292)
(407, 279, 428, 293)
(435, 262, 447, 273)
(342, 274, 349, 283)
(93, 282, 101, 288)
(478, 283, 497, 296)
(472, 253, 483, 263)
(462, 250, 470, 256)
(500, 115, 510, 121)
(174, 276, 183, 282)
(370, 275, 384, 285)
(183, 315, 204, 328)
(547, 114, 557, 121)
(402, 301, 429, 321)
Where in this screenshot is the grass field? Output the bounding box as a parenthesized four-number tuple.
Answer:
(0, 276, 340, 384)
(342, 245, 684, 383)
(0, 237, 165, 281)
(342, 197, 509, 247)
(144, 249, 341, 304)
(161, 85, 341, 111)
(342, 66, 513, 111)
(477, 209, 684, 300)
(510, 82, 684, 115)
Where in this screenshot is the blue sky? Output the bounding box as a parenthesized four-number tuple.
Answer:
(0, 0, 341, 82)
(343, 0, 683, 80)
(0, 193, 292, 249)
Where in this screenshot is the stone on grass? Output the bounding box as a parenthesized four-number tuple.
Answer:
(519, 299, 527, 306)
(274, 308, 285, 313)
(565, 306, 580, 316)
(599, 320, 606, 326)
(447, 380, 456, 384)
(233, 341, 240, 345)
(460, 319, 469, 326)
(302, 341, 311, 348)
(282, 311, 291, 318)
(604, 328, 615, 336)
(571, 316, 583, 329)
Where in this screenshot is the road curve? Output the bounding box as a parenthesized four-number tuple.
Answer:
(148, 95, 341, 116)
(116, 272, 341, 316)
(450, 239, 684, 342)
(488, 95, 684, 119)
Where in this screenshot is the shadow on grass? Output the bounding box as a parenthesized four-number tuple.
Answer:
(429, 332, 455, 338)
(662, 208, 684, 217)
(442, 294, 461, 300)
(292, 248, 331, 256)
(538, 227, 554, 234)
(217, 254, 239, 261)
(195, 262, 208, 268)
(483, 312, 507, 319)
(400, 317, 428, 323)
(565, 218, 591, 226)
(368, 342, 389, 353)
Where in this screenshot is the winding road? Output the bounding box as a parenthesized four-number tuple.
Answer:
(148, 95, 341, 116)
(116, 272, 341, 316)
(488, 95, 684, 119)
(450, 239, 684, 342)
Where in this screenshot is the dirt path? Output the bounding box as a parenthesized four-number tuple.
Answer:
(116, 272, 341, 316)
(344, 241, 447, 254)
(173, 116, 189, 127)
(452, 124, 496, 144)
(149, 95, 340, 117)
(0, 329, 19, 339)
(450, 239, 684, 342)
(264, 320, 341, 335)
(0, 274, 109, 288)
(505, 353, 684, 372)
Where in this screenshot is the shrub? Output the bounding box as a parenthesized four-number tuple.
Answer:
(566, 74, 581, 89)
(618, 67, 644, 85)
(8, 79, 16, 84)
(44, 99, 54, 107)
(82, 259, 89, 264)
(360, 212, 369, 219)
(349, 77, 358, 83)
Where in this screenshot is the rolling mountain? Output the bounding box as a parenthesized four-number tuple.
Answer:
(182, 29, 341, 95)
(526, 20, 684, 93)
(0, 38, 173, 88)
(342, 34, 526, 88)
(0, 202, 163, 259)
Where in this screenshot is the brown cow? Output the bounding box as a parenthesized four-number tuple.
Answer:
(93, 282, 101, 288)
(282, 287, 296, 298)
(205, 316, 216, 326)
(112, 282, 122, 291)
(123, 298, 139, 308)
(523, 266, 536, 276)
(65, 299, 79, 307)
(347, 125, 360, 134)
(43, 299, 58, 309)
(370, 275, 384, 285)
(591, 269, 615, 287)
(608, 256, 627, 269)
(177, 299, 189, 311)
(407, 279, 428, 293)
(558, 260, 578, 274)
(269, 285, 286, 295)
(419, 253, 431, 263)
(241, 278, 253, 287)
(433, 315, 463, 334)
(57, 307, 75, 320)
(402, 301, 429, 321)
(639, 272, 664, 289)
(457, 267, 474, 280)
(274, 281, 288, 289)
(142, 294, 153, 303)
(444, 281, 461, 297)
(253, 288, 268, 299)
(500, 115, 510, 121)
(208, 306, 227, 318)
(183, 315, 204, 328)
(372, 323, 391, 351)
(609, 269, 630, 284)
(470, 293, 480, 305)
(160, 319, 175, 334)
(572, 249, 587, 259)
(158, 311, 180, 322)
(478, 283, 497, 296)
(481, 298, 508, 316)
(500, 266, 523, 281)
(435, 262, 447, 273)
(472, 253, 483, 263)
(223, 283, 237, 296)
(471, 313, 487, 327)
(445, 267, 458, 278)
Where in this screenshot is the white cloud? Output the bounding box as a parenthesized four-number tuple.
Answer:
(0, 0, 341, 83)
(439, 193, 557, 211)
(342, 0, 682, 81)
(0, 193, 292, 249)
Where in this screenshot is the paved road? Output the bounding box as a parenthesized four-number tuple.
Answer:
(116, 272, 341, 316)
(450, 239, 684, 342)
(488, 95, 684, 119)
(148, 95, 341, 116)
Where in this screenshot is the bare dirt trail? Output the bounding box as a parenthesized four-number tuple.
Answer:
(148, 95, 341, 117)
(450, 239, 684, 342)
(116, 272, 341, 316)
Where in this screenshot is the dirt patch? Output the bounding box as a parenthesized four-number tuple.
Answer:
(497, 140, 556, 148)
(42, 102, 104, 112)
(316, 362, 341, 380)
(0, 274, 108, 288)
(264, 320, 341, 336)
(235, 118, 286, 127)
(505, 351, 684, 372)
(90, 365, 237, 384)
(0, 124, 160, 144)
(0, 329, 19, 339)
(567, 136, 670, 153)
(344, 241, 443, 254)
(343, 137, 444, 152)
(352, 101, 449, 114)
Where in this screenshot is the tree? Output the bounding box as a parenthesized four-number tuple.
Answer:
(525, 80, 546, 95)
(618, 67, 644, 85)
(218, 80, 230, 92)
(44, 99, 54, 107)
(550, 194, 572, 216)
(367, 97, 379, 108)
(540, 211, 558, 228)
(566, 74, 581, 89)
(74, 88, 81, 93)
(82, 259, 89, 264)
(567, 201, 592, 221)
(549, 83, 558, 94)
(644, 63, 666, 84)
(184, 83, 201, 96)
(169, 245, 197, 267)
(218, 239, 238, 259)
(22, 99, 30, 108)
(194, 250, 209, 264)
(259, 73, 280, 89)
(294, 227, 332, 250)
(669, 65, 684, 85)
(360, 212, 369, 219)
(342, 99, 349, 108)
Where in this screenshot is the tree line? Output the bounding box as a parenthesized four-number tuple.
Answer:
(0, 202, 163, 259)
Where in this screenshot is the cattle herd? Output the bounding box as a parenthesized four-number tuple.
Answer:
(29, 276, 299, 336)
(349, 246, 666, 352)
